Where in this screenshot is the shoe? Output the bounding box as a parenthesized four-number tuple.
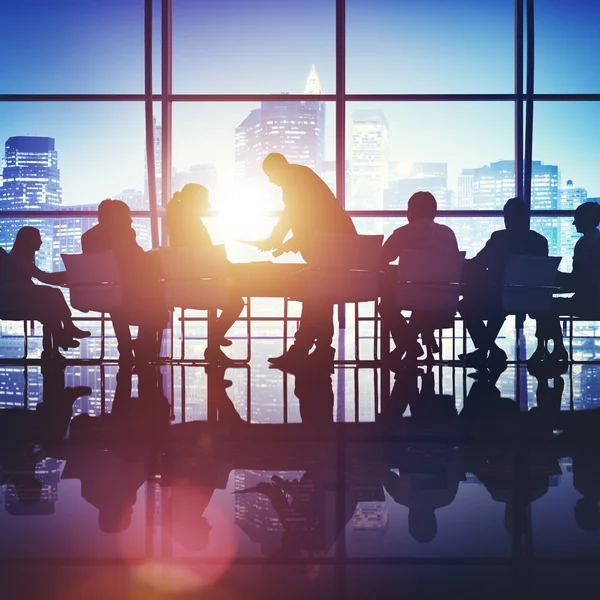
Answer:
(268, 345, 310, 371)
(204, 346, 236, 366)
(65, 325, 91, 339)
(459, 348, 488, 369)
(220, 338, 233, 347)
(58, 338, 80, 351)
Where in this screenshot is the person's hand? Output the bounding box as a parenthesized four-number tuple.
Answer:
(255, 239, 275, 252)
(271, 246, 286, 258)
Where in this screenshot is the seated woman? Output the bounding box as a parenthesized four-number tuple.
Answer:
(165, 184, 244, 364)
(1, 226, 90, 359)
(532, 201, 600, 368)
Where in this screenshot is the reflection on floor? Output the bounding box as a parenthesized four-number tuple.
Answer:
(1, 335, 600, 599)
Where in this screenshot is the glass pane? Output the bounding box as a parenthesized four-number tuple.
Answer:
(536, 0, 600, 93)
(171, 101, 335, 260)
(172, 0, 335, 93)
(0, 0, 144, 93)
(0, 103, 147, 207)
(347, 0, 514, 93)
(532, 102, 600, 210)
(346, 103, 514, 211)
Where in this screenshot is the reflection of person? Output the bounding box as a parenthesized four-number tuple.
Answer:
(0, 363, 91, 508)
(459, 197, 548, 370)
(82, 199, 166, 364)
(65, 366, 169, 533)
(257, 153, 357, 370)
(0, 226, 90, 359)
(379, 192, 459, 365)
(165, 184, 245, 365)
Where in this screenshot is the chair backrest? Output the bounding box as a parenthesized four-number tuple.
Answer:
(61, 252, 121, 284)
(502, 255, 561, 313)
(310, 234, 384, 271)
(154, 245, 228, 280)
(396, 250, 466, 284)
(395, 250, 465, 311)
(61, 252, 122, 313)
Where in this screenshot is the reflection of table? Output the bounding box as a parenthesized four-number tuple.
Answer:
(229, 262, 307, 298)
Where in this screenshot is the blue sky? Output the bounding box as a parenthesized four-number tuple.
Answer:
(0, 0, 598, 205)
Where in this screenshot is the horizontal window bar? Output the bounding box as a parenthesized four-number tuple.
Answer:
(0, 209, 580, 219)
(1, 94, 599, 102)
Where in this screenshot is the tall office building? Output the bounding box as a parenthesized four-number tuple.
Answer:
(469, 159, 560, 252)
(0, 136, 62, 270)
(457, 169, 475, 208)
(234, 66, 326, 192)
(351, 109, 389, 214)
(385, 162, 450, 210)
(173, 163, 219, 196)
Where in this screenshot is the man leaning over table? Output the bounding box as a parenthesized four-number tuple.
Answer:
(255, 152, 357, 371)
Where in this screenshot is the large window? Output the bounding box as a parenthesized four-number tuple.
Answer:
(1, 0, 599, 351)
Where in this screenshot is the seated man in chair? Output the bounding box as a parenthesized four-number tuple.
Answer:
(81, 199, 166, 363)
(459, 197, 548, 369)
(379, 191, 459, 366)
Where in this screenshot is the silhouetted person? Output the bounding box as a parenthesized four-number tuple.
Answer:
(383, 367, 462, 543)
(379, 192, 459, 366)
(65, 366, 169, 533)
(81, 199, 166, 363)
(459, 197, 548, 369)
(0, 226, 90, 359)
(460, 376, 559, 539)
(532, 201, 600, 368)
(257, 153, 357, 370)
(0, 364, 91, 508)
(165, 184, 245, 365)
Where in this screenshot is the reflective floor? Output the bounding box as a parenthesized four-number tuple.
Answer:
(1, 326, 600, 599)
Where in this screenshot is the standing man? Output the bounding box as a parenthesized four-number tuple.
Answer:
(257, 153, 357, 370)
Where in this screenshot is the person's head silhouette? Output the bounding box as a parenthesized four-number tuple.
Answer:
(573, 201, 600, 235)
(181, 183, 210, 218)
(13, 226, 42, 255)
(98, 198, 132, 228)
(408, 505, 438, 543)
(503, 197, 528, 232)
(407, 191, 437, 223)
(262, 153, 290, 187)
(574, 498, 600, 531)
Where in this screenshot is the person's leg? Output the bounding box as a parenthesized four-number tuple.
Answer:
(205, 297, 244, 365)
(110, 313, 134, 360)
(268, 300, 317, 367)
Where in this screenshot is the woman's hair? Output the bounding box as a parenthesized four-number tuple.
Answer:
(166, 185, 209, 237)
(13, 226, 41, 254)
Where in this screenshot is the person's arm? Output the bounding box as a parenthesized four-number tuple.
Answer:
(256, 209, 292, 252)
(35, 268, 69, 286)
(380, 230, 402, 265)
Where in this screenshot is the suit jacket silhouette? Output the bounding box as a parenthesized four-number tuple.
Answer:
(267, 164, 357, 262)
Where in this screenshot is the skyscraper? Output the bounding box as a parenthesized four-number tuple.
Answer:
(234, 66, 326, 188)
(0, 136, 62, 270)
(385, 162, 450, 210)
(351, 110, 389, 211)
(470, 159, 560, 252)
